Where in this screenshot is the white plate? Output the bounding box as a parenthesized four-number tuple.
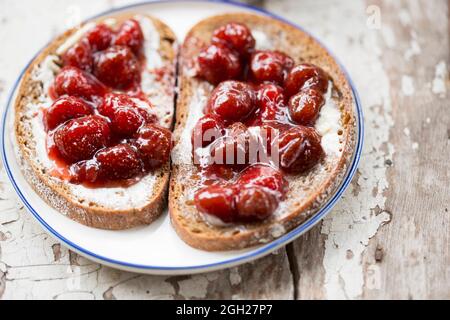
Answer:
(1, 0, 363, 275)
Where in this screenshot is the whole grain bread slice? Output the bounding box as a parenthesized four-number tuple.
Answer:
(14, 13, 178, 230)
(169, 13, 357, 251)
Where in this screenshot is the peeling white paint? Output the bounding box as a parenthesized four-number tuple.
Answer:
(381, 26, 396, 48)
(398, 9, 411, 26)
(432, 61, 448, 97)
(178, 275, 209, 299)
(404, 31, 421, 61)
(404, 40, 421, 60)
(229, 268, 242, 286)
(404, 127, 411, 137)
(402, 76, 415, 96)
(205, 272, 219, 281)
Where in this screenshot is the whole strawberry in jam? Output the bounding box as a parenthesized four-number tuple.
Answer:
(62, 39, 93, 72)
(236, 164, 288, 196)
(206, 81, 256, 123)
(197, 43, 242, 85)
(98, 93, 147, 136)
(69, 159, 100, 184)
(111, 108, 145, 137)
(288, 88, 325, 126)
(194, 185, 237, 223)
(95, 143, 143, 180)
(249, 50, 294, 85)
(211, 23, 255, 57)
(248, 83, 286, 126)
(136, 107, 158, 124)
(209, 122, 249, 168)
(284, 63, 329, 98)
(191, 114, 225, 149)
(44, 96, 93, 131)
(248, 121, 294, 161)
(93, 45, 141, 89)
(133, 124, 172, 170)
(85, 24, 114, 51)
(98, 93, 155, 121)
(236, 186, 277, 221)
(53, 115, 111, 163)
(277, 126, 324, 174)
(114, 19, 144, 56)
(53, 66, 107, 101)
(257, 84, 286, 106)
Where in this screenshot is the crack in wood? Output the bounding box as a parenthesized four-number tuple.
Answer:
(285, 244, 299, 300)
(100, 274, 143, 299)
(0, 271, 6, 299)
(6, 265, 102, 282)
(1, 218, 20, 226)
(52, 290, 95, 300)
(374, 246, 383, 263)
(69, 250, 80, 266)
(52, 243, 61, 262)
(0, 232, 7, 241)
(103, 286, 116, 300)
(165, 275, 190, 300)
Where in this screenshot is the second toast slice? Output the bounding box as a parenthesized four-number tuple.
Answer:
(170, 13, 357, 251)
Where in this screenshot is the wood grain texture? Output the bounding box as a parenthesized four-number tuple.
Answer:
(0, 0, 448, 300)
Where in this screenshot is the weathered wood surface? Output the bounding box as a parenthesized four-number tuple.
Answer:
(0, 0, 448, 299)
(267, 0, 449, 300)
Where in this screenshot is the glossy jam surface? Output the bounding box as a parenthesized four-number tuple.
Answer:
(206, 81, 256, 123)
(211, 22, 255, 57)
(193, 22, 331, 224)
(43, 19, 172, 187)
(249, 50, 294, 85)
(93, 45, 141, 89)
(197, 43, 242, 85)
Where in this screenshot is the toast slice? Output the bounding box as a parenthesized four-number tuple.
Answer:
(170, 13, 357, 251)
(14, 13, 177, 229)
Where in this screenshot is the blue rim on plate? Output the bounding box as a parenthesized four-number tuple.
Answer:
(0, 0, 364, 273)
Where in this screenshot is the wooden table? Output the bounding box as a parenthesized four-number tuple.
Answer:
(0, 0, 448, 300)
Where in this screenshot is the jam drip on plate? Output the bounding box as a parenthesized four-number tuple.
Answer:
(192, 22, 330, 224)
(43, 19, 172, 187)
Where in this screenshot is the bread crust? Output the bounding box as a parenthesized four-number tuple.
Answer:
(14, 13, 177, 230)
(169, 13, 357, 251)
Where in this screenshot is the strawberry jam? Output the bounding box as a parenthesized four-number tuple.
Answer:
(197, 43, 242, 85)
(249, 50, 294, 85)
(44, 96, 93, 131)
(193, 23, 329, 223)
(211, 22, 255, 58)
(206, 81, 256, 123)
(43, 19, 172, 187)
